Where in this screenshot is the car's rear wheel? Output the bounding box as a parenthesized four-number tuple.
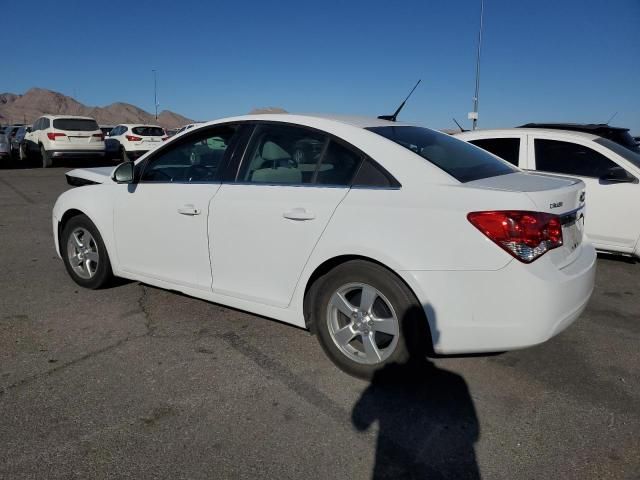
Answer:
(40, 145, 52, 168)
(312, 260, 430, 379)
(61, 214, 113, 289)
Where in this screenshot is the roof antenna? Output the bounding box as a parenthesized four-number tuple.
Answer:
(378, 79, 421, 122)
(605, 111, 618, 125)
(453, 117, 468, 132)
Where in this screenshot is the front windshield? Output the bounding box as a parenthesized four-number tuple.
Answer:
(367, 126, 517, 182)
(595, 137, 640, 169)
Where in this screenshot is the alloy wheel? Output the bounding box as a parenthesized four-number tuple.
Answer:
(326, 282, 399, 365)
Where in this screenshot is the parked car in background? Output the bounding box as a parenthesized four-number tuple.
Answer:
(100, 125, 114, 137)
(519, 123, 640, 154)
(455, 127, 640, 259)
(54, 114, 596, 378)
(11, 125, 30, 159)
(175, 123, 202, 135)
(0, 133, 10, 162)
(105, 124, 167, 161)
(23, 115, 105, 168)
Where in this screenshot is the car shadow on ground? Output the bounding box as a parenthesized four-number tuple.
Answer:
(352, 305, 481, 479)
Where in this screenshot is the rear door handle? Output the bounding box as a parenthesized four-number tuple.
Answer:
(283, 208, 315, 221)
(177, 204, 201, 216)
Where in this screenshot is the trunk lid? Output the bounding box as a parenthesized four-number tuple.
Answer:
(467, 172, 586, 268)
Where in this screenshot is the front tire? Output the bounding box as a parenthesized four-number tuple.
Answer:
(40, 145, 52, 168)
(61, 214, 113, 289)
(312, 260, 430, 379)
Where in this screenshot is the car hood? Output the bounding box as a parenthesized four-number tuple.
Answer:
(66, 166, 115, 186)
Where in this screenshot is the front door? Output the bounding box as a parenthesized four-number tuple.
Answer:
(209, 122, 363, 307)
(113, 124, 241, 290)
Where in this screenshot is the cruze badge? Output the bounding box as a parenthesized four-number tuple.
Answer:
(550, 201, 563, 209)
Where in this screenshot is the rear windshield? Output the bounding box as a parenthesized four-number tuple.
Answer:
(132, 126, 165, 137)
(53, 118, 99, 132)
(367, 126, 517, 182)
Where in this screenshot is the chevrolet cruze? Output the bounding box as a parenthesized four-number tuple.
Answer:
(53, 114, 596, 378)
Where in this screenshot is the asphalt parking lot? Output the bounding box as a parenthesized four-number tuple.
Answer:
(0, 165, 638, 480)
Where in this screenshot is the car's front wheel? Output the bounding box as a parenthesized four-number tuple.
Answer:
(312, 260, 430, 379)
(61, 214, 113, 289)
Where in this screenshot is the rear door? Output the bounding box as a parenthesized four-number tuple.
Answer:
(209, 122, 362, 308)
(528, 135, 640, 251)
(112, 124, 242, 290)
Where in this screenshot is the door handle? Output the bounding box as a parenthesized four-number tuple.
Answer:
(177, 204, 201, 216)
(283, 208, 315, 221)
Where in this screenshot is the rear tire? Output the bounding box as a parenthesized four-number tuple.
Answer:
(61, 214, 113, 289)
(40, 145, 52, 168)
(312, 260, 430, 379)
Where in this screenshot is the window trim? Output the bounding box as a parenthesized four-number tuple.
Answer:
(136, 122, 243, 184)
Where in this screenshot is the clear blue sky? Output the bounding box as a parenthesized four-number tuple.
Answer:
(2, 0, 639, 132)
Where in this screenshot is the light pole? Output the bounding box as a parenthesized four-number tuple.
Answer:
(469, 0, 484, 130)
(152, 69, 158, 120)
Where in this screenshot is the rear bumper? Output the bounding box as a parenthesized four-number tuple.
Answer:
(402, 241, 597, 354)
(50, 150, 105, 158)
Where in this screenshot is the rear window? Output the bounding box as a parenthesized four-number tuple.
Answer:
(132, 126, 165, 137)
(53, 118, 99, 131)
(367, 126, 517, 182)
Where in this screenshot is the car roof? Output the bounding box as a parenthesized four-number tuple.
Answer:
(519, 122, 631, 133)
(44, 115, 97, 120)
(200, 113, 412, 130)
(116, 124, 163, 128)
(455, 127, 601, 141)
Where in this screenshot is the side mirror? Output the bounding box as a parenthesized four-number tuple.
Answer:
(112, 161, 135, 183)
(26, 127, 32, 133)
(599, 166, 636, 184)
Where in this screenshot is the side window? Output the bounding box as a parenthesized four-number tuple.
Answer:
(140, 125, 238, 183)
(239, 124, 327, 184)
(32, 118, 41, 131)
(469, 138, 520, 166)
(316, 140, 362, 185)
(352, 158, 401, 188)
(42, 118, 50, 129)
(534, 139, 617, 178)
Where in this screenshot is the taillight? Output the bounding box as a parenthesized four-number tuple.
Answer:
(467, 211, 563, 263)
(93, 133, 104, 140)
(47, 132, 66, 141)
(126, 135, 142, 141)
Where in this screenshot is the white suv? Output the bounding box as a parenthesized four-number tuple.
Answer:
(455, 128, 640, 258)
(105, 124, 167, 161)
(23, 115, 105, 167)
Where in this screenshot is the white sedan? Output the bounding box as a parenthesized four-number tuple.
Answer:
(53, 114, 596, 378)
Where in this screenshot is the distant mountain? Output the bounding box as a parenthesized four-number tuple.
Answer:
(0, 88, 194, 129)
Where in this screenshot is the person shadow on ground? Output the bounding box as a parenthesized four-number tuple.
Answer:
(352, 305, 480, 479)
